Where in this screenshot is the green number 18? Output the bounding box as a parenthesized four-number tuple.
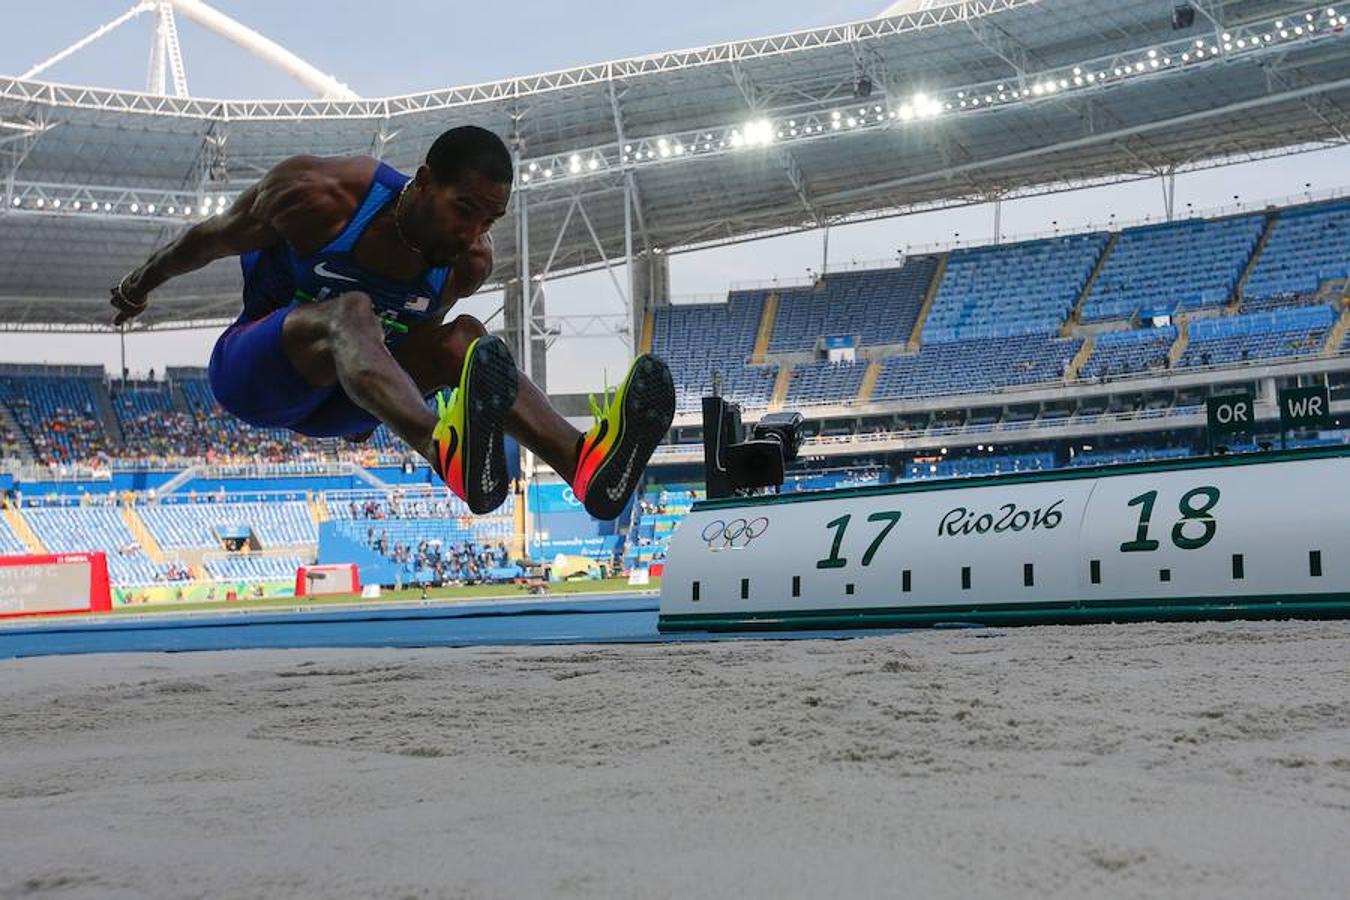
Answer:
(1120, 486, 1220, 553)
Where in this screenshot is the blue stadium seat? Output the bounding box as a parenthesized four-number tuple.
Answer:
(1082, 215, 1263, 322)
(786, 359, 868, 406)
(1079, 326, 1177, 379)
(905, 452, 1056, 480)
(139, 501, 317, 549)
(1069, 447, 1192, 467)
(22, 505, 169, 584)
(872, 335, 1082, 400)
(1243, 201, 1350, 301)
(0, 374, 108, 464)
(768, 259, 937, 352)
(0, 515, 28, 555)
(923, 234, 1108, 342)
(203, 555, 306, 582)
(1178, 305, 1335, 368)
(651, 291, 775, 414)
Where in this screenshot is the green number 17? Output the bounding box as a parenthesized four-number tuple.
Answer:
(817, 510, 903, 569)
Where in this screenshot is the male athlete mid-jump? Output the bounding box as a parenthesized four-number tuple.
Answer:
(110, 126, 675, 519)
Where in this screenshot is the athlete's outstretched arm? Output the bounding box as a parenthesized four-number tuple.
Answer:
(110, 157, 337, 325)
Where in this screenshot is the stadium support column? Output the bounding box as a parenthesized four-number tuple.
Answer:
(632, 248, 670, 352)
(503, 280, 525, 365)
(518, 184, 532, 381)
(1161, 168, 1177, 221)
(635, 250, 670, 309)
(527, 282, 548, 390)
(503, 278, 549, 392)
(624, 174, 637, 356)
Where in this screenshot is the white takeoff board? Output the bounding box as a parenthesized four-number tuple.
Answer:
(658, 447, 1350, 632)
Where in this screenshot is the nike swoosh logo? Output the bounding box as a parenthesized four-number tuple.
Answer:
(604, 445, 642, 502)
(314, 261, 359, 283)
(481, 432, 499, 496)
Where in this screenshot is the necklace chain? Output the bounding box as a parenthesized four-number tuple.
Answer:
(393, 179, 423, 255)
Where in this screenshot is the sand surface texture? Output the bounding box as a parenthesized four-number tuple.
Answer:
(2, 620, 1349, 899)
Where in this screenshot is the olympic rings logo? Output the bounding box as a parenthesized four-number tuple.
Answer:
(701, 517, 770, 551)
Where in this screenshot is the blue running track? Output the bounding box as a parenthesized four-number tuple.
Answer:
(0, 595, 897, 659)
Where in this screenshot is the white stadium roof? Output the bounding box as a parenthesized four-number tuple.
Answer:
(0, 0, 1347, 329)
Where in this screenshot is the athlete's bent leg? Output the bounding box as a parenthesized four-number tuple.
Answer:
(395, 314, 583, 478)
(281, 292, 438, 459)
(395, 313, 675, 521)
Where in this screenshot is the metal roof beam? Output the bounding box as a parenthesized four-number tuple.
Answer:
(608, 82, 650, 251)
(167, 0, 358, 99)
(21, 3, 155, 80)
(2, 0, 1038, 118)
(1261, 56, 1350, 144)
(731, 60, 823, 227)
(814, 75, 1350, 206)
(962, 12, 1034, 89)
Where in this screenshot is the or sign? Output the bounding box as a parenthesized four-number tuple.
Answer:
(1206, 393, 1255, 437)
(1279, 386, 1331, 430)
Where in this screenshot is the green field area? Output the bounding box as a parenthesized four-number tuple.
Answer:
(110, 577, 659, 616)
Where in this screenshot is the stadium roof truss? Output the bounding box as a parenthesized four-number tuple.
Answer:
(0, 0, 1347, 332)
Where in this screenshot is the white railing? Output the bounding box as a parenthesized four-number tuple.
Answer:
(655, 397, 1350, 460)
(897, 185, 1350, 257)
(725, 185, 1350, 285)
(728, 256, 904, 292)
(742, 347, 1350, 417)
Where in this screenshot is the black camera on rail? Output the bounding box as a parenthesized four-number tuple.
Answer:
(701, 395, 805, 499)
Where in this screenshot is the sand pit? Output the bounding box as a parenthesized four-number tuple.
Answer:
(1, 620, 1348, 898)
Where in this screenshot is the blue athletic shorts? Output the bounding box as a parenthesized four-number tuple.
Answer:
(207, 303, 382, 438)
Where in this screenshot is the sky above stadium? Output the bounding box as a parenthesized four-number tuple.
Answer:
(0, 1, 1346, 391)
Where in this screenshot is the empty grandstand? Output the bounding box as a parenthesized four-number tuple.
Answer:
(22, 505, 166, 584)
(925, 234, 1107, 342)
(1079, 327, 1177, 380)
(1082, 215, 1264, 322)
(138, 501, 316, 549)
(202, 554, 307, 582)
(1178, 306, 1337, 368)
(768, 259, 936, 352)
(1242, 201, 1350, 302)
(651, 291, 775, 413)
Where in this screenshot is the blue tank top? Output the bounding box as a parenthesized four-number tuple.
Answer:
(238, 161, 450, 347)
